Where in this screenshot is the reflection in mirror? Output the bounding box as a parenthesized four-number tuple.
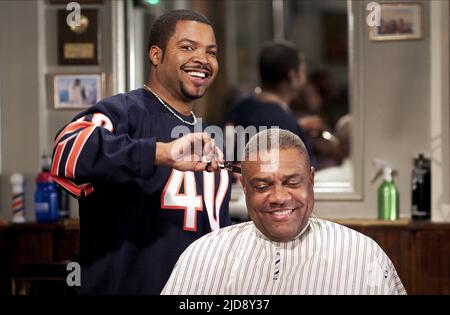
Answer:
(226, 0, 356, 197)
(123, 0, 360, 203)
(283, 1, 352, 193)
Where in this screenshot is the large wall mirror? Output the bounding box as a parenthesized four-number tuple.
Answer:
(115, 0, 363, 204)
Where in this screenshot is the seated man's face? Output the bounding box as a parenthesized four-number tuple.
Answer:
(241, 148, 314, 242)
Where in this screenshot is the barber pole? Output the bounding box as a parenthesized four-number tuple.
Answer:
(10, 173, 26, 223)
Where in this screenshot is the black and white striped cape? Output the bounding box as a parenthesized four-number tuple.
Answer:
(162, 217, 407, 295)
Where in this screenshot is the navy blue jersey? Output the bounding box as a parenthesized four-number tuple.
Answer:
(51, 88, 232, 294)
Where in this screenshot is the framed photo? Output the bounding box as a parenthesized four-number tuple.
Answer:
(53, 74, 104, 109)
(369, 2, 424, 41)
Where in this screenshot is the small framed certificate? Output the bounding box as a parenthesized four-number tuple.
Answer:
(57, 8, 101, 65)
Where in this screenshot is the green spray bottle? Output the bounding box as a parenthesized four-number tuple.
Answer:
(371, 159, 399, 220)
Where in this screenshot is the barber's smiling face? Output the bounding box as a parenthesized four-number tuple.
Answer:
(153, 20, 218, 101)
(241, 148, 315, 242)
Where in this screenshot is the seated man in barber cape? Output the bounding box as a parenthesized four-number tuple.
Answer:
(162, 128, 406, 295)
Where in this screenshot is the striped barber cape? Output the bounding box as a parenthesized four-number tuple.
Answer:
(162, 217, 407, 295)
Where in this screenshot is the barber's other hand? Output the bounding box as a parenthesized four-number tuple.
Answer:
(156, 133, 224, 172)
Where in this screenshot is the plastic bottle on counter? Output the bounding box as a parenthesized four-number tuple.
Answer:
(34, 155, 59, 223)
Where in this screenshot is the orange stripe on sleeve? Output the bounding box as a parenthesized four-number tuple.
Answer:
(51, 133, 78, 177)
(51, 143, 65, 177)
(54, 121, 93, 148)
(66, 125, 97, 179)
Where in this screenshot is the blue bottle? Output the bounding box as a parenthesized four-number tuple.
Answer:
(35, 172, 59, 223)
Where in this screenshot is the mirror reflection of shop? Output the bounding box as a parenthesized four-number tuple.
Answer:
(126, 0, 355, 194)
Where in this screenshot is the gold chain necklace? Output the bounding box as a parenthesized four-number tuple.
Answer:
(143, 84, 197, 126)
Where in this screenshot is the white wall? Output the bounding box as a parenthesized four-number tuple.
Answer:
(0, 0, 41, 221)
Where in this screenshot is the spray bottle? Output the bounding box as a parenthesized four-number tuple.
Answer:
(371, 159, 399, 220)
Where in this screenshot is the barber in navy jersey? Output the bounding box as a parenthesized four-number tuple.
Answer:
(51, 10, 231, 294)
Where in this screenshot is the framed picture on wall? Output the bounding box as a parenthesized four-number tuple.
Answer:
(53, 73, 104, 109)
(57, 8, 101, 65)
(369, 2, 424, 41)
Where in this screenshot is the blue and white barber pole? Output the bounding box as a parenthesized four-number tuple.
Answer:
(10, 173, 26, 223)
